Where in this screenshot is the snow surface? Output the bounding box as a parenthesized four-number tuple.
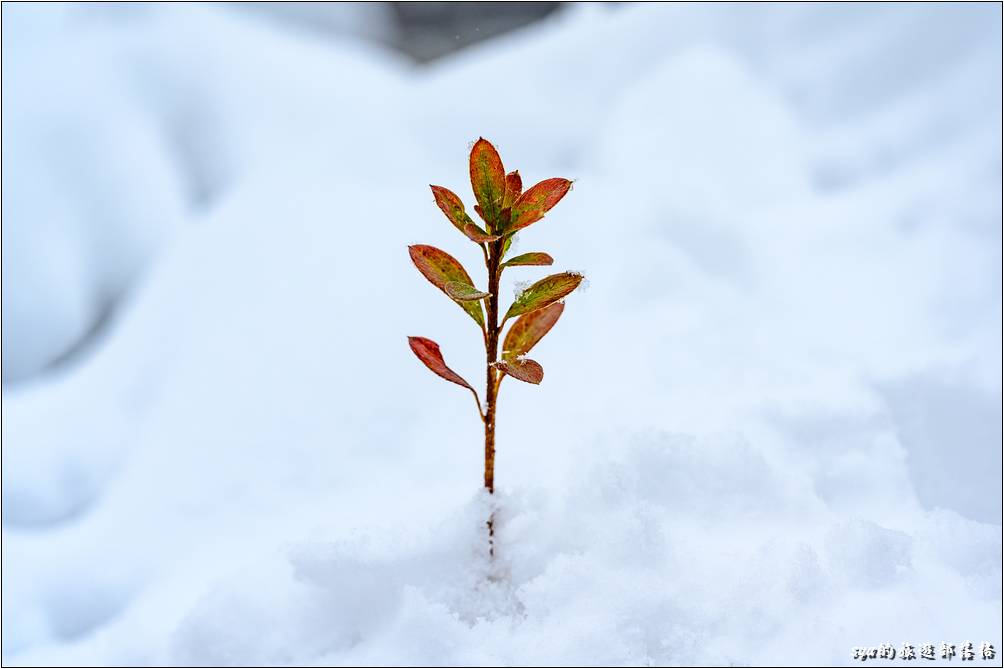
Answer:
(2, 3, 1001, 666)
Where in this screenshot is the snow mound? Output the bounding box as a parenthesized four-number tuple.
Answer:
(12, 435, 999, 666)
(1, 3, 409, 383)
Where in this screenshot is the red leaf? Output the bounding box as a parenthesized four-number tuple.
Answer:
(507, 178, 572, 233)
(503, 170, 522, 209)
(430, 185, 498, 243)
(408, 336, 476, 392)
(493, 358, 544, 384)
(408, 245, 485, 328)
(502, 252, 554, 268)
(503, 302, 564, 359)
(469, 138, 506, 230)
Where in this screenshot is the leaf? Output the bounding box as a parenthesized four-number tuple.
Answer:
(501, 234, 515, 259)
(503, 302, 564, 358)
(408, 336, 477, 392)
(430, 185, 499, 243)
(493, 358, 544, 385)
(462, 223, 500, 243)
(502, 252, 553, 268)
(503, 170, 522, 209)
(469, 138, 506, 230)
(408, 244, 475, 294)
(504, 271, 583, 321)
(506, 178, 572, 233)
(445, 281, 490, 301)
(409, 245, 485, 328)
(497, 207, 512, 231)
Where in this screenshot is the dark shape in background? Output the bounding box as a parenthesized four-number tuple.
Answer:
(390, 2, 562, 62)
(238, 1, 564, 62)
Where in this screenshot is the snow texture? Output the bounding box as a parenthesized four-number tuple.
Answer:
(2, 3, 1001, 666)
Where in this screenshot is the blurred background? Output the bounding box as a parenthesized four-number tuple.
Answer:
(2, 2, 1001, 666)
(2, 1, 573, 385)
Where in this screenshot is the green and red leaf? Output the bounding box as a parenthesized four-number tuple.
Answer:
(496, 207, 512, 232)
(462, 223, 499, 243)
(503, 302, 564, 359)
(493, 358, 544, 385)
(408, 336, 476, 391)
(504, 271, 583, 321)
(501, 234, 515, 259)
(430, 185, 499, 243)
(503, 170, 522, 209)
(502, 252, 554, 268)
(408, 245, 485, 328)
(445, 281, 490, 301)
(469, 138, 506, 230)
(430, 185, 467, 229)
(506, 178, 572, 233)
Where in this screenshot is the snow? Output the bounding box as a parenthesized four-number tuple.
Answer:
(2, 3, 1001, 666)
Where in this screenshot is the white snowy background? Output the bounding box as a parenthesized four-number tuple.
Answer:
(2, 2, 1001, 666)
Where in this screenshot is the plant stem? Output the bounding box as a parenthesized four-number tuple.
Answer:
(483, 238, 502, 556)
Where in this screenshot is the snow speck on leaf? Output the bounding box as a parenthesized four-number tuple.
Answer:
(504, 271, 583, 320)
(493, 357, 544, 384)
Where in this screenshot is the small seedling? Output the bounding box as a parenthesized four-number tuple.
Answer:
(408, 138, 583, 556)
